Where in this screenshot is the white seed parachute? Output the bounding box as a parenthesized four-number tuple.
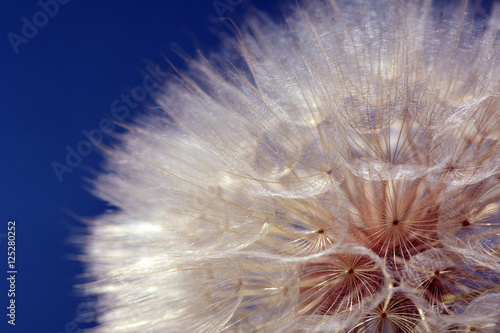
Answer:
(82, 1, 500, 332)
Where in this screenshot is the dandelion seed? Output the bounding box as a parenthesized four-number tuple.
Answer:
(351, 292, 422, 333)
(82, 0, 500, 332)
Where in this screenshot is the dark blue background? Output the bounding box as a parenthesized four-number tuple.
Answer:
(0, 1, 281, 332)
(0, 0, 496, 332)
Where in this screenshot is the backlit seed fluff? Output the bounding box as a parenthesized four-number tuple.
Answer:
(82, 1, 500, 332)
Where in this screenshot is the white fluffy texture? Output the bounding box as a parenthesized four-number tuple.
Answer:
(84, 1, 500, 332)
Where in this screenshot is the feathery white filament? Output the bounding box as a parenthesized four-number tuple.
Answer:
(83, 1, 500, 332)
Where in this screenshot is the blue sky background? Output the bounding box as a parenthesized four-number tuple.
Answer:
(0, 1, 281, 332)
(0, 0, 497, 332)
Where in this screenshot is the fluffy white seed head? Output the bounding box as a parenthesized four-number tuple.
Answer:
(82, 1, 500, 332)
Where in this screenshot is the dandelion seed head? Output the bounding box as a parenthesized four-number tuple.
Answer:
(82, 0, 500, 332)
